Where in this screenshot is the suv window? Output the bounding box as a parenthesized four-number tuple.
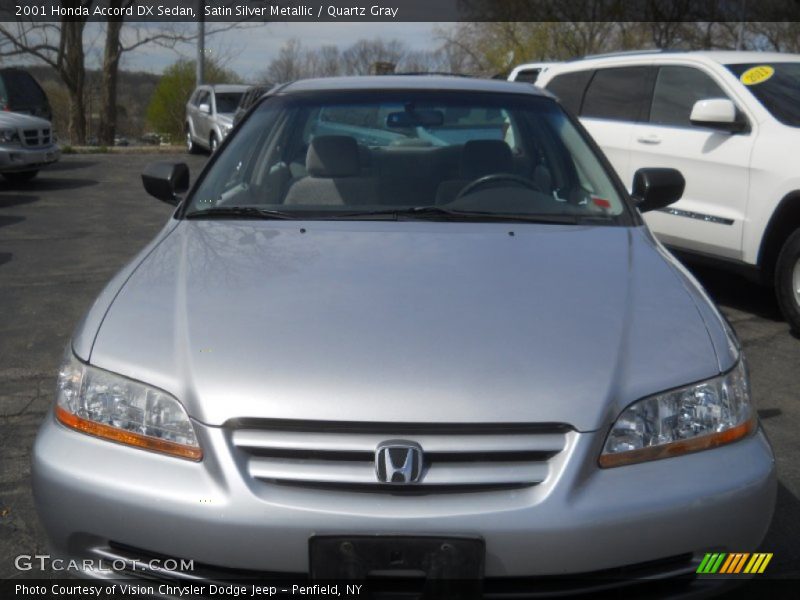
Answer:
(650, 66, 729, 127)
(214, 92, 244, 114)
(726, 62, 800, 128)
(193, 90, 209, 107)
(514, 69, 542, 84)
(581, 67, 654, 122)
(545, 71, 593, 115)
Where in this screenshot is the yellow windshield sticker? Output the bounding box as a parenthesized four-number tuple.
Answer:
(740, 65, 775, 86)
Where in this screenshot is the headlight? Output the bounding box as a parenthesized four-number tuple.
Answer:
(0, 128, 20, 144)
(55, 353, 202, 461)
(599, 359, 755, 468)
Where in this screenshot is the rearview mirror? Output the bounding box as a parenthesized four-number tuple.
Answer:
(198, 102, 211, 114)
(141, 161, 189, 206)
(631, 168, 685, 213)
(690, 99, 746, 132)
(386, 109, 444, 128)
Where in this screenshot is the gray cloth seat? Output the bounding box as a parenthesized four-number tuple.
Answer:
(435, 140, 514, 204)
(283, 135, 378, 206)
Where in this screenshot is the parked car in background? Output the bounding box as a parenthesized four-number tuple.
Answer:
(185, 84, 248, 154)
(0, 67, 52, 121)
(507, 62, 559, 84)
(538, 51, 800, 333)
(34, 76, 774, 593)
(0, 111, 60, 182)
(233, 84, 272, 125)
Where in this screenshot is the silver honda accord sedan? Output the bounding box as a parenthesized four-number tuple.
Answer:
(33, 76, 775, 593)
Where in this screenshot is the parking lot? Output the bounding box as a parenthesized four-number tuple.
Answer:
(0, 154, 798, 579)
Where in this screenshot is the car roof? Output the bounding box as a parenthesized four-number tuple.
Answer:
(566, 50, 800, 67)
(277, 75, 548, 96)
(209, 84, 249, 93)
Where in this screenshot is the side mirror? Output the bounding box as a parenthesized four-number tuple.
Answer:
(141, 161, 189, 206)
(631, 168, 685, 213)
(690, 98, 746, 132)
(198, 102, 211, 114)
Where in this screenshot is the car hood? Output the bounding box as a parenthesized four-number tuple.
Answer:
(217, 113, 234, 124)
(90, 220, 723, 431)
(0, 111, 50, 128)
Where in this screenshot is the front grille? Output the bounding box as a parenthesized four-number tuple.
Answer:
(21, 127, 51, 147)
(230, 420, 570, 491)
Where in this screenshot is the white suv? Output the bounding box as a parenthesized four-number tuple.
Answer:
(536, 51, 800, 333)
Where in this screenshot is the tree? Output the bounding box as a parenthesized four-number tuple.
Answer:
(263, 38, 307, 82)
(342, 39, 407, 75)
(146, 58, 239, 140)
(0, 3, 92, 143)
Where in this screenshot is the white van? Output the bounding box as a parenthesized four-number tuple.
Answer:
(536, 51, 800, 332)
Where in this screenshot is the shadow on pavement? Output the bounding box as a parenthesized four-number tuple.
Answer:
(0, 194, 39, 209)
(0, 215, 25, 229)
(45, 160, 97, 171)
(685, 263, 783, 322)
(0, 252, 11, 267)
(1, 177, 98, 192)
(760, 481, 800, 578)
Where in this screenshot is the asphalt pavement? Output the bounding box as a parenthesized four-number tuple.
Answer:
(0, 154, 797, 581)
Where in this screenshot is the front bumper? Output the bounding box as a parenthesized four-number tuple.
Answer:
(0, 144, 60, 172)
(31, 409, 776, 584)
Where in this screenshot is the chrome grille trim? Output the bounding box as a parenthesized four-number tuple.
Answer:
(20, 127, 51, 148)
(233, 429, 566, 454)
(231, 422, 569, 490)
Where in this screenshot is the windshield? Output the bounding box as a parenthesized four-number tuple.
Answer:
(215, 92, 244, 114)
(726, 62, 800, 127)
(187, 90, 629, 223)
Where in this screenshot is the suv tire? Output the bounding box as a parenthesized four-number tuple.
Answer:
(775, 227, 800, 334)
(2, 170, 39, 182)
(186, 128, 200, 154)
(209, 133, 218, 154)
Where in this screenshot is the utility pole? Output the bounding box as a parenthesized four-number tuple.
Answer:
(197, 0, 205, 85)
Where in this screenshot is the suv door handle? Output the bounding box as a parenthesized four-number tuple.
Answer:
(636, 134, 662, 145)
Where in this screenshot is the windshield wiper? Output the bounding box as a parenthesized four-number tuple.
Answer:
(333, 206, 584, 224)
(184, 207, 298, 220)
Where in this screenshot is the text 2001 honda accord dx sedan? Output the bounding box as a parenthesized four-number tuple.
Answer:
(33, 77, 775, 593)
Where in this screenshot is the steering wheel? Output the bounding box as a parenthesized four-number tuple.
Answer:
(455, 173, 542, 201)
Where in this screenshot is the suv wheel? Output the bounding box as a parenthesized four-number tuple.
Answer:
(209, 134, 218, 153)
(775, 228, 800, 334)
(186, 129, 199, 154)
(2, 170, 38, 182)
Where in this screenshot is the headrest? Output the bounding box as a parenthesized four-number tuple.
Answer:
(461, 140, 513, 179)
(306, 135, 360, 177)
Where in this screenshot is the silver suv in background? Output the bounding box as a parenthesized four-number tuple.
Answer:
(185, 84, 248, 154)
(0, 111, 60, 182)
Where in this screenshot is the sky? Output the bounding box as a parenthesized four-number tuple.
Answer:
(112, 22, 446, 80)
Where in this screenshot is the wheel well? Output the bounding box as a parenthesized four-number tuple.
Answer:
(759, 192, 800, 276)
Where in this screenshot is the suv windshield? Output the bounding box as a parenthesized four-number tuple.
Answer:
(0, 70, 46, 107)
(187, 90, 629, 223)
(726, 62, 800, 127)
(215, 92, 244, 114)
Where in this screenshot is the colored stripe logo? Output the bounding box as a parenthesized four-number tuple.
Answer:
(697, 553, 773, 574)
